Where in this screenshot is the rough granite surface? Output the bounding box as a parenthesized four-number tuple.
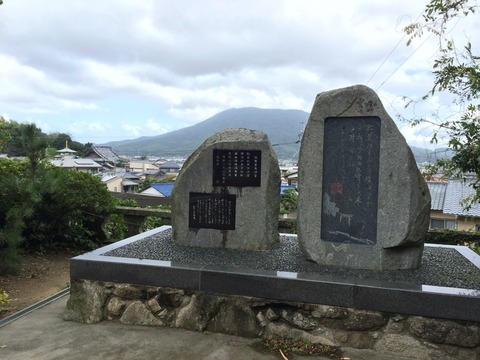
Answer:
(171, 128, 280, 250)
(297, 85, 431, 270)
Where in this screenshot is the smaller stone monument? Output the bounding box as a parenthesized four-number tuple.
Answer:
(297, 85, 431, 270)
(172, 128, 280, 250)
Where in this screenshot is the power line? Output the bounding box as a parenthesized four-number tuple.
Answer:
(366, 10, 425, 87)
(366, 35, 406, 86)
(376, 33, 433, 91)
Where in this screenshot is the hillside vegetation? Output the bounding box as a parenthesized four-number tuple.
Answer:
(104, 107, 453, 163)
(104, 108, 308, 160)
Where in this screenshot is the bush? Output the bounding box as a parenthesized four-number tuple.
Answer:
(427, 229, 480, 254)
(280, 188, 298, 214)
(0, 288, 9, 311)
(0, 171, 33, 274)
(22, 169, 115, 251)
(103, 201, 170, 240)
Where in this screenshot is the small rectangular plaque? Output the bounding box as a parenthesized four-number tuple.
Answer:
(189, 192, 236, 230)
(212, 149, 261, 187)
(321, 116, 381, 245)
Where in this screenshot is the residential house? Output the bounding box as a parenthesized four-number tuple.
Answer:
(102, 172, 141, 193)
(139, 182, 175, 197)
(51, 157, 102, 174)
(119, 172, 141, 193)
(285, 171, 298, 187)
(140, 169, 166, 181)
(159, 160, 181, 174)
(84, 145, 120, 171)
(101, 174, 123, 193)
(427, 180, 480, 231)
(127, 160, 159, 173)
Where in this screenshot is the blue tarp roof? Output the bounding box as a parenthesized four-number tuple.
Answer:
(150, 182, 175, 197)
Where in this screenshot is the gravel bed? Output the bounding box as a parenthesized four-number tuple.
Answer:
(105, 228, 480, 290)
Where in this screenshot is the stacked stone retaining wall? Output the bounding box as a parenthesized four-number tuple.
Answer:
(64, 279, 480, 360)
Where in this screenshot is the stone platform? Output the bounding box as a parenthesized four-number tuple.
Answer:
(69, 226, 480, 323)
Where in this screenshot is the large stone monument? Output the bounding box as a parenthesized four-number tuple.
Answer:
(297, 85, 431, 270)
(172, 128, 280, 250)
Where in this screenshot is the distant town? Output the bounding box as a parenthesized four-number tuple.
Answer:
(32, 141, 479, 234)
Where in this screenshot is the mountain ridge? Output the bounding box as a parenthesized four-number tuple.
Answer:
(102, 107, 452, 162)
(103, 108, 308, 159)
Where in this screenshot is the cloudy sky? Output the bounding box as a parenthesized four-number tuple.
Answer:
(1, 0, 478, 148)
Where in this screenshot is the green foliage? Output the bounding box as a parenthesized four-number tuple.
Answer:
(137, 178, 158, 192)
(22, 168, 115, 251)
(428, 228, 480, 254)
(103, 198, 139, 240)
(114, 198, 139, 207)
(0, 161, 37, 275)
(260, 337, 340, 357)
(45, 132, 88, 154)
(0, 120, 46, 158)
(0, 157, 27, 177)
(404, 0, 480, 207)
(144, 205, 171, 231)
(104, 213, 128, 240)
(103, 201, 170, 240)
(0, 289, 9, 311)
(0, 121, 114, 273)
(0, 117, 9, 152)
(0, 118, 90, 157)
(14, 123, 49, 181)
(280, 188, 298, 214)
(0, 246, 23, 275)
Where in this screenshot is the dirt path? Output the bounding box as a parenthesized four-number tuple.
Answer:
(0, 252, 73, 320)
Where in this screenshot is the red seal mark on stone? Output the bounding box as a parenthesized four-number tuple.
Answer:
(330, 181, 343, 195)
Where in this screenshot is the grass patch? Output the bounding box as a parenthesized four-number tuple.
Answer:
(259, 337, 341, 358)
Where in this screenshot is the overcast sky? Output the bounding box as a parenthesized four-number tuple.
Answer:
(1, 0, 478, 148)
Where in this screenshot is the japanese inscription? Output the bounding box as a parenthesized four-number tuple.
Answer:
(189, 192, 236, 230)
(212, 149, 261, 187)
(321, 117, 381, 245)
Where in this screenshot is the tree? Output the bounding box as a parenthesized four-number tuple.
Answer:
(0, 122, 114, 274)
(0, 117, 9, 152)
(404, 0, 480, 206)
(0, 120, 47, 158)
(0, 124, 47, 274)
(280, 188, 298, 214)
(45, 132, 87, 153)
(0, 162, 34, 274)
(14, 123, 48, 181)
(23, 168, 115, 251)
(46, 132, 73, 150)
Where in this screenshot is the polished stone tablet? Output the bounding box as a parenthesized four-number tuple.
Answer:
(321, 116, 381, 245)
(188, 192, 236, 230)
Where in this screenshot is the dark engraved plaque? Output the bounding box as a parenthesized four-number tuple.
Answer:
(189, 192, 236, 230)
(321, 117, 381, 245)
(212, 149, 261, 187)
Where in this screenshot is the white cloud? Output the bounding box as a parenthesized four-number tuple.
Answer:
(145, 119, 169, 134)
(120, 124, 142, 137)
(0, 0, 477, 146)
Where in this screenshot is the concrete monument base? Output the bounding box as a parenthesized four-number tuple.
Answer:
(64, 226, 480, 360)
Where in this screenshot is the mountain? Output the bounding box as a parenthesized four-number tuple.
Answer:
(103, 108, 309, 160)
(410, 146, 454, 163)
(103, 107, 453, 163)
